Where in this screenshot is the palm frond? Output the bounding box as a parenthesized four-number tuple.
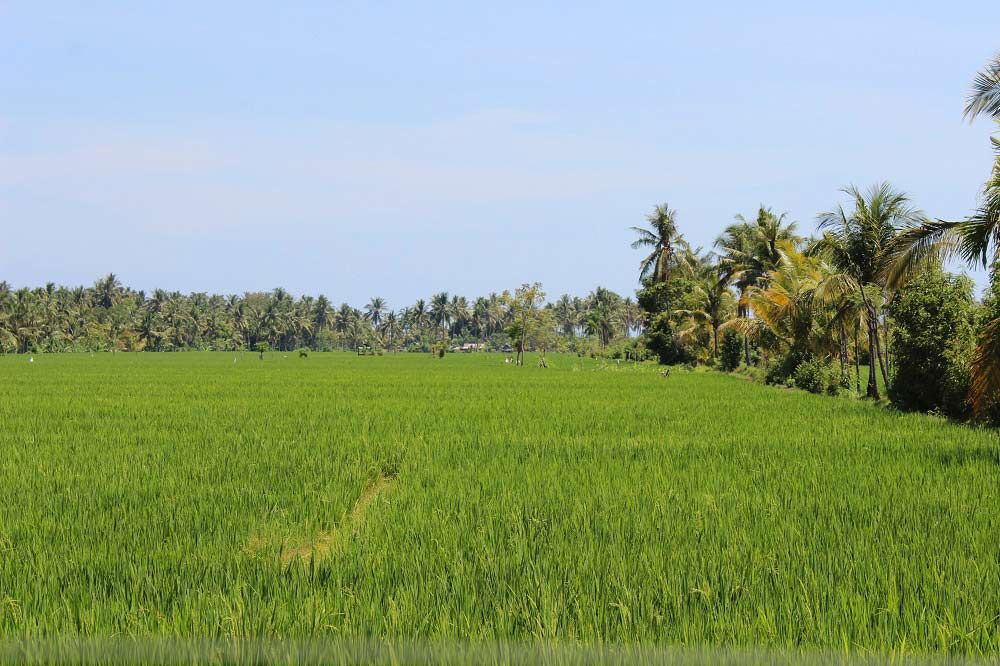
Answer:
(964, 54, 1000, 122)
(882, 219, 959, 290)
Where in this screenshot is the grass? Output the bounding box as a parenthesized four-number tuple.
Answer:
(0, 352, 998, 660)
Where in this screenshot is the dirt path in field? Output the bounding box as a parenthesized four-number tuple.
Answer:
(250, 473, 396, 567)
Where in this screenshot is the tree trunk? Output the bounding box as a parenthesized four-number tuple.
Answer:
(853, 322, 861, 393)
(874, 315, 890, 390)
(866, 319, 879, 399)
(857, 286, 882, 399)
(838, 324, 847, 376)
(739, 300, 751, 366)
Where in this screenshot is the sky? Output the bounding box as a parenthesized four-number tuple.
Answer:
(1, 1, 998, 304)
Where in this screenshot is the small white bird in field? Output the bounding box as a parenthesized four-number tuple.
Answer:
(29, 356, 33, 363)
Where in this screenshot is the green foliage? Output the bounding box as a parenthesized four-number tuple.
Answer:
(0, 352, 998, 654)
(0, 279, 638, 356)
(643, 312, 686, 365)
(888, 269, 975, 418)
(719, 330, 744, 371)
(765, 349, 809, 386)
(792, 358, 835, 395)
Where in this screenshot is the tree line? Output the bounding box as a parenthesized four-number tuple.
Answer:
(0, 277, 643, 357)
(633, 52, 1000, 420)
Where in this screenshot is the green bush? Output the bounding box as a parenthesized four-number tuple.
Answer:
(888, 268, 975, 419)
(792, 358, 833, 394)
(765, 350, 808, 386)
(719, 330, 743, 371)
(643, 312, 687, 365)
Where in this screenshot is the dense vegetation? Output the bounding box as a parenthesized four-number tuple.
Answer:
(1, 353, 998, 659)
(0, 278, 642, 357)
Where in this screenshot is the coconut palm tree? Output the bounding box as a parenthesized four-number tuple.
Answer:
(966, 53, 1000, 121)
(553, 294, 578, 337)
(630, 204, 689, 284)
(430, 292, 450, 338)
(449, 295, 470, 336)
(716, 206, 801, 364)
(674, 258, 735, 360)
(810, 183, 931, 398)
(726, 242, 837, 360)
(94, 273, 122, 309)
(364, 297, 387, 330)
(381, 310, 401, 351)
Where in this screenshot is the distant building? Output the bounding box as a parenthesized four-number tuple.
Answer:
(459, 343, 485, 353)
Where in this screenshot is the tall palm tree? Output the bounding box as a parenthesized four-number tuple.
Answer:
(674, 258, 734, 360)
(810, 183, 931, 398)
(716, 206, 801, 365)
(94, 273, 122, 309)
(630, 204, 688, 284)
(430, 292, 450, 338)
(312, 295, 333, 347)
(410, 299, 430, 338)
(449, 295, 470, 336)
(364, 297, 387, 330)
(553, 294, 578, 337)
(725, 242, 837, 360)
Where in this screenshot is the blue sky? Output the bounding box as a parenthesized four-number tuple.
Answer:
(1, 1, 998, 304)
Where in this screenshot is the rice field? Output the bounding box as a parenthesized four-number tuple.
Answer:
(0, 352, 998, 662)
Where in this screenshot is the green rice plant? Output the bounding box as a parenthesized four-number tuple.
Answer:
(0, 352, 997, 660)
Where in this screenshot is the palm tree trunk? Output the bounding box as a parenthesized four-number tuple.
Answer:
(857, 286, 881, 399)
(853, 321, 861, 393)
(874, 315, 890, 389)
(739, 300, 751, 366)
(838, 323, 847, 376)
(866, 319, 880, 399)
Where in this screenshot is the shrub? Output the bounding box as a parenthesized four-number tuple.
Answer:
(644, 312, 688, 365)
(792, 358, 833, 394)
(888, 268, 975, 419)
(765, 350, 809, 386)
(719, 330, 743, 371)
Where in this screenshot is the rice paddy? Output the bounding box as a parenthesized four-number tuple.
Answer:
(0, 352, 998, 661)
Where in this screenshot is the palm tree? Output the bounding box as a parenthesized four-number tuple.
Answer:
(381, 310, 401, 351)
(335, 303, 355, 350)
(94, 273, 122, 309)
(621, 298, 643, 337)
(410, 299, 430, 339)
(726, 242, 836, 360)
(364, 297, 387, 330)
(553, 294, 578, 337)
(966, 53, 1000, 121)
(312, 295, 333, 347)
(674, 258, 734, 360)
(449, 295, 470, 337)
(430, 292, 450, 338)
(716, 206, 801, 365)
(810, 183, 931, 398)
(630, 204, 688, 284)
